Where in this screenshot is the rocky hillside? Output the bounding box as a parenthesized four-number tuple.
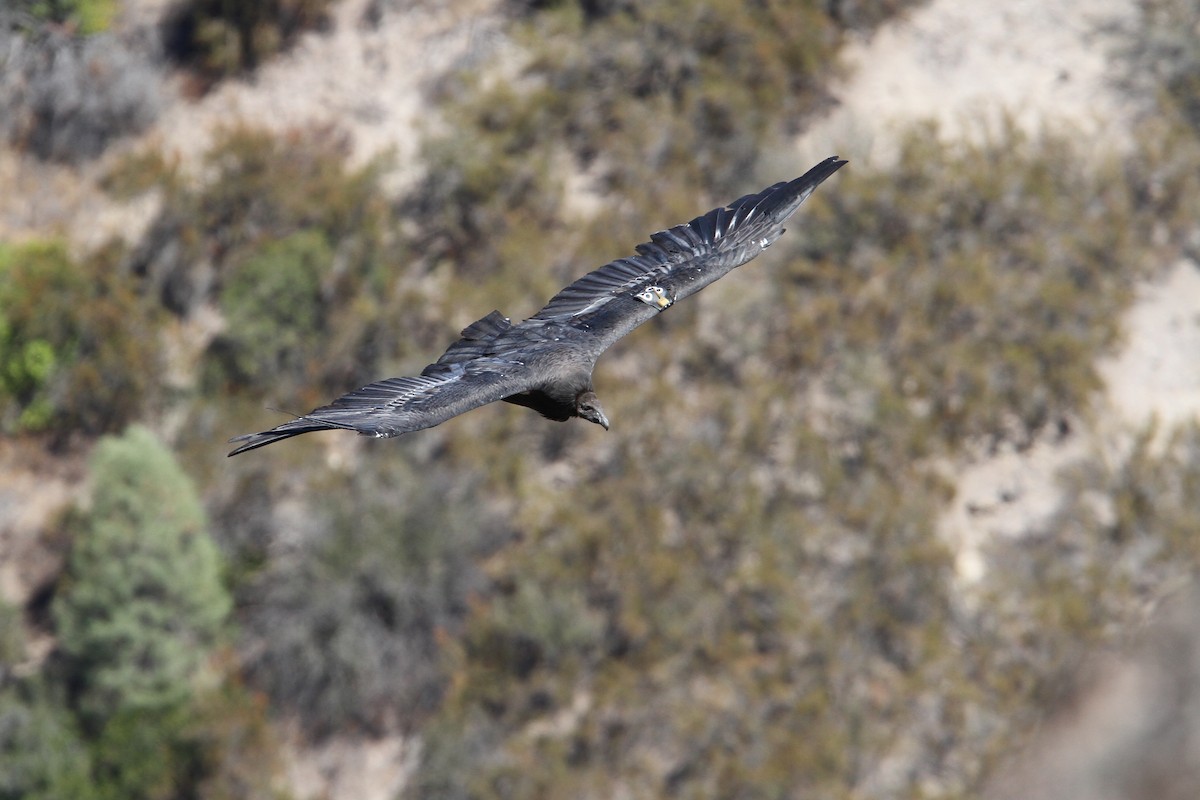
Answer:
(1, 1, 1199, 799)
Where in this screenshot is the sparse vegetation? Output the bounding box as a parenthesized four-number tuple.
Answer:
(970, 422, 1200, 754)
(0, 240, 163, 436)
(784, 122, 1169, 452)
(411, 0, 849, 290)
(239, 456, 501, 737)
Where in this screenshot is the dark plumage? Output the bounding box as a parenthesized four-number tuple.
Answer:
(228, 157, 847, 456)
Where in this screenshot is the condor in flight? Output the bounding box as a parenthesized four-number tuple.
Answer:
(228, 157, 846, 456)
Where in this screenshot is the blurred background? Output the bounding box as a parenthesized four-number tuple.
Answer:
(1, 0, 1199, 798)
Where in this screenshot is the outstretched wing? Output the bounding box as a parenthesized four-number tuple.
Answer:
(529, 157, 846, 354)
(227, 358, 533, 456)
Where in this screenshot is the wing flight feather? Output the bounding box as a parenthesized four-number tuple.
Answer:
(227, 360, 532, 455)
(531, 156, 846, 326)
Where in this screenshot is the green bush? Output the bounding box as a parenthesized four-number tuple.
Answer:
(0, 573, 94, 800)
(0, 240, 163, 436)
(53, 425, 230, 728)
(404, 0, 932, 363)
(0, 241, 80, 432)
(87, 706, 198, 800)
(216, 230, 332, 385)
(0, 665, 284, 800)
(0, 682, 96, 800)
(0, 601, 21, 675)
(124, 125, 401, 398)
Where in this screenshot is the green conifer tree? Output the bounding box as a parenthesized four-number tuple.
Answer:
(53, 425, 231, 727)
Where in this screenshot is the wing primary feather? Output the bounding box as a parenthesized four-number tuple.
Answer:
(690, 209, 718, 246)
